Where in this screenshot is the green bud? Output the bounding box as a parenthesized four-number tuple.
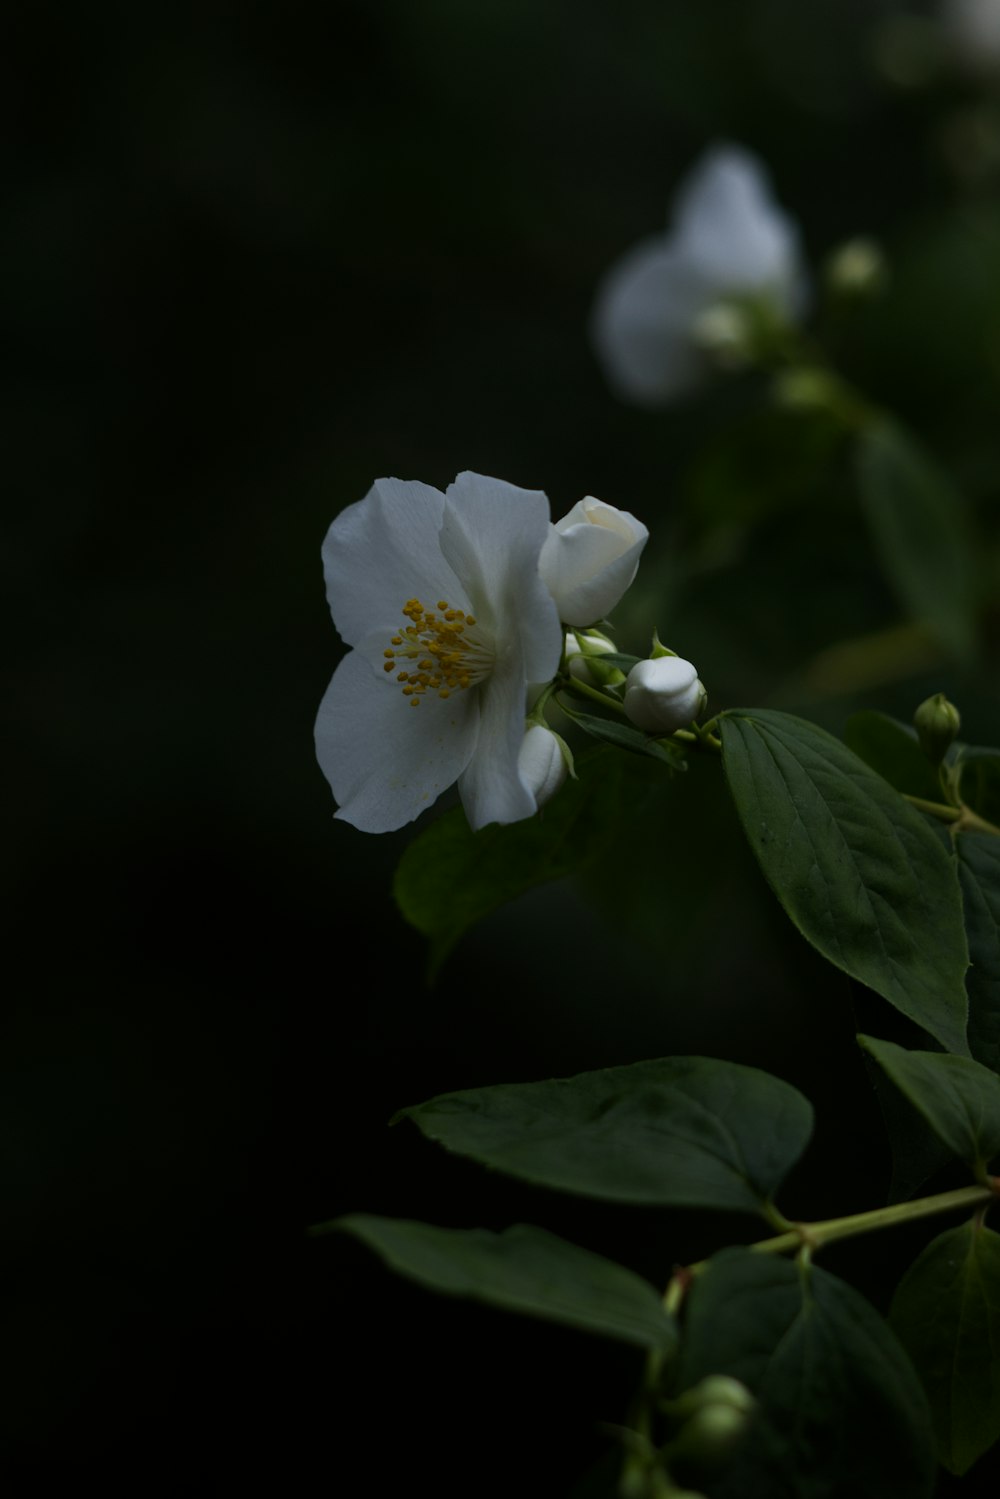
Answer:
(914, 692, 961, 765)
(673, 1375, 755, 1416)
(649, 630, 676, 660)
(824, 238, 887, 299)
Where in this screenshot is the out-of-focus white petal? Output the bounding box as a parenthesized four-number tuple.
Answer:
(673, 146, 804, 312)
(944, 0, 1000, 66)
(322, 477, 466, 648)
(590, 143, 807, 406)
(539, 496, 648, 625)
(315, 649, 479, 832)
(590, 240, 715, 405)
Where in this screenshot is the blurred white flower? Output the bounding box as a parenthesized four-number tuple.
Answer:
(623, 656, 706, 734)
(315, 473, 562, 833)
(943, 0, 1000, 68)
(538, 496, 648, 625)
(517, 724, 569, 809)
(590, 145, 807, 406)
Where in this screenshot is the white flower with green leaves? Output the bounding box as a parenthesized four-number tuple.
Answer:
(590, 144, 806, 406)
(315, 473, 563, 833)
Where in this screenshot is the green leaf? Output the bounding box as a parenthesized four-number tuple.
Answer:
(573, 651, 642, 673)
(843, 710, 942, 802)
(890, 1219, 1000, 1474)
(859, 1034, 1000, 1174)
(559, 704, 688, 770)
(957, 749, 1000, 827)
(958, 834, 1000, 1073)
(393, 747, 629, 977)
(720, 709, 970, 1054)
(395, 1056, 813, 1216)
(855, 419, 977, 659)
(328, 1216, 677, 1352)
(677, 1248, 935, 1498)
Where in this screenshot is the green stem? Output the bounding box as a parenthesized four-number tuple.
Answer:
(903, 794, 962, 823)
(903, 795, 1000, 837)
(706, 1183, 996, 1269)
(559, 675, 629, 716)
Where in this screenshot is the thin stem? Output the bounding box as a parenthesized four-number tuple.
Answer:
(690, 1183, 996, 1272)
(559, 675, 629, 716)
(903, 794, 962, 823)
(903, 795, 1000, 838)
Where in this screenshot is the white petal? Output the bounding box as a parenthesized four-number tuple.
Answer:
(457, 649, 537, 830)
(673, 146, 805, 314)
(590, 239, 714, 405)
(315, 648, 478, 832)
(322, 477, 469, 648)
(441, 472, 563, 682)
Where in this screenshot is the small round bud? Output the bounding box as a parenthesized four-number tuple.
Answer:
(679, 1375, 756, 1415)
(914, 692, 961, 766)
(824, 238, 887, 299)
(690, 301, 754, 370)
(624, 657, 705, 734)
(517, 724, 569, 810)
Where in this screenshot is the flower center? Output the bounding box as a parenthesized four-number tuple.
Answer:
(382, 598, 493, 706)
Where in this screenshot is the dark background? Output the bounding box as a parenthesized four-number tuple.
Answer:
(7, 1, 1000, 1491)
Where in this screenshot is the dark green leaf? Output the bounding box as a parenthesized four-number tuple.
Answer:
(958, 834, 1000, 1073)
(855, 420, 977, 659)
(676, 1248, 935, 1498)
(720, 709, 970, 1054)
(890, 1219, 1000, 1474)
(329, 1216, 677, 1351)
(843, 710, 942, 802)
(396, 1056, 813, 1215)
(559, 703, 688, 770)
(859, 1034, 1000, 1173)
(393, 747, 627, 977)
(866, 1053, 956, 1205)
(573, 651, 642, 672)
(957, 749, 1000, 828)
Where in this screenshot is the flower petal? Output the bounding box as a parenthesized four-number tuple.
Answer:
(322, 477, 470, 648)
(441, 472, 562, 682)
(456, 647, 536, 829)
(589, 239, 713, 405)
(315, 647, 478, 832)
(673, 145, 805, 314)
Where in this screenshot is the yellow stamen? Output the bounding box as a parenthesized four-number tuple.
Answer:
(382, 597, 492, 703)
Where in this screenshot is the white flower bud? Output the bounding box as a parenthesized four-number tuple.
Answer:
(517, 725, 569, 810)
(538, 497, 648, 627)
(623, 657, 705, 734)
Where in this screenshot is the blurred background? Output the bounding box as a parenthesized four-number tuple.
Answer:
(6, 0, 1000, 1490)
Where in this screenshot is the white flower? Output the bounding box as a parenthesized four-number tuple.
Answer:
(517, 725, 568, 810)
(565, 630, 616, 682)
(538, 497, 648, 625)
(315, 473, 563, 833)
(590, 144, 807, 406)
(623, 657, 705, 734)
